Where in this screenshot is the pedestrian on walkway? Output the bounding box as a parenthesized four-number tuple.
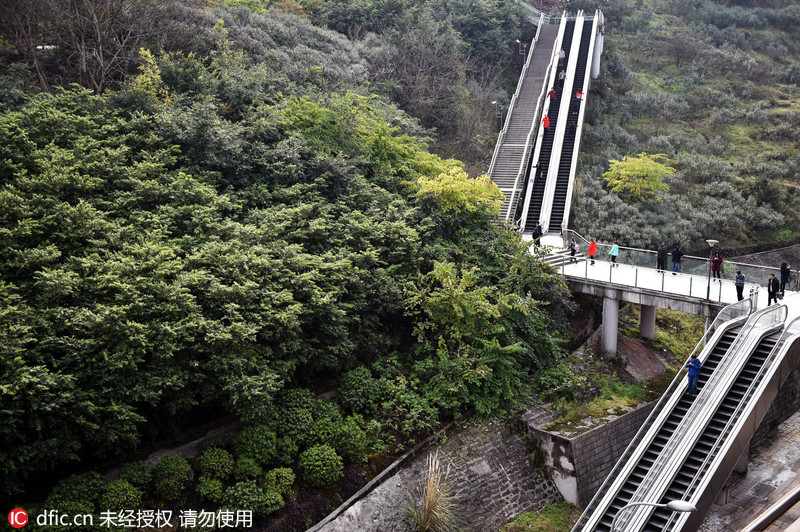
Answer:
(711, 251, 723, 280)
(609, 241, 619, 267)
(588, 238, 597, 265)
(531, 222, 542, 249)
(781, 263, 791, 296)
(735, 270, 746, 301)
(656, 244, 667, 272)
(768, 273, 780, 305)
(568, 237, 579, 263)
(671, 245, 684, 274)
(686, 354, 702, 395)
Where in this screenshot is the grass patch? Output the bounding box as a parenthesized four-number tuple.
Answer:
(652, 308, 705, 360)
(502, 502, 582, 532)
(543, 378, 647, 433)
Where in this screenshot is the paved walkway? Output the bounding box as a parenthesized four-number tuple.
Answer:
(700, 410, 800, 531)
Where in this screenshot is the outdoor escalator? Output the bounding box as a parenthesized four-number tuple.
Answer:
(592, 325, 743, 532)
(548, 19, 593, 230)
(643, 328, 781, 531)
(522, 20, 575, 231)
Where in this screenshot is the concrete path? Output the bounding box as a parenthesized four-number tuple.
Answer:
(700, 410, 800, 531)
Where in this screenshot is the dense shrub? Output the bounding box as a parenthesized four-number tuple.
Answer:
(263, 467, 296, 496)
(299, 445, 344, 488)
(115, 461, 152, 490)
(306, 417, 338, 448)
(222, 481, 284, 516)
(99, 480, 143, 511)
(198, 448, 235, 481)
(338, 366, 384, 415)
(232, 425, 279, 466)
(46, 472, 106, 507)
(233, 457, 263, 481)
(197, 476, 225, 504)
(333, 416, 368, 462)
(151, 456, 193, 501)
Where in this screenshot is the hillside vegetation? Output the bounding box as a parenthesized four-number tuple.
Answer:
(570, 0, 800, 252)
(0, 3, 573, 503)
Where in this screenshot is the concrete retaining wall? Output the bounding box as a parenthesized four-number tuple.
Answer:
(527, 367, 800, 509)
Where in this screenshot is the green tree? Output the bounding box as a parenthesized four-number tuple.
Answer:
(602, 152, 674, 204)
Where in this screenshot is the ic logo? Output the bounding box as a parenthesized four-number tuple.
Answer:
(8, 508, 28, 528)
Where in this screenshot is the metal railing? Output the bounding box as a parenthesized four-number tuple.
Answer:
(562, 229, 799, 290)
(570, 300, 753, 532)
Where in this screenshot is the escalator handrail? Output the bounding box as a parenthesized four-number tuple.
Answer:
(620, 304, 787, 531)
(570, 302, 751, 532)
(664, 312, 800, 531)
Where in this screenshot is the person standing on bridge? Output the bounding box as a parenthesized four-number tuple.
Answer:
(781, 263, 791, 297)
(686, 354, 702, 395)
(671, 245, 684, 274)
(768, 273, 780, 306)
(711, 251, 723, 281)
(735, 270, 746, 301)
(532, 222, 542, 249)
(588, 238, 597, 265)
(657, 244, 667, 272)
(609, 241, 619, 267)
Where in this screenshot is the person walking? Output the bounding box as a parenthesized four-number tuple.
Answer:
(568, 237, 579, 263)
(548, 87, 557, 101)
(588, 238, 597, 265)
(656, 244, 667, 272)
(558, 47, 565, 67)
(671, 245, 684, 274)
(609, 241, 620, 267)
(557, 69, 566, 89)
(711, 251, 723, 281)
(735, 270, 746, 301)
(531, 222, 542, 249)
(542, 115, 550, 130)
(686, 354, 702, 395)
(768, 273, 780, 306)
(780, 263, 791, 297)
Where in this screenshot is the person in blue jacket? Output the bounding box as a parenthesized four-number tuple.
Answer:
(686, 353, 702, 394)
(609, 241, 620, 267)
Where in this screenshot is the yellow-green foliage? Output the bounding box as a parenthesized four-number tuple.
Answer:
(416, 167, 503, 215)
(602, 152, 673, 204)
(132, 49, 169, 102)
(502, 502, 581, 532)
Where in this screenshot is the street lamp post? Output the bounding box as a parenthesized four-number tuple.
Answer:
(515, 39, 527, 57)
(491, 100, 504, 130)
(706, 239, 719, 300)
(610, 500, 697, 532)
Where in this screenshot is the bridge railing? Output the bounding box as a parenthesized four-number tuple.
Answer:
(563, 229, 798, 290)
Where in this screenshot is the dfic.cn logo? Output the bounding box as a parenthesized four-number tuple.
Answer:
(8, 508, 28, 528)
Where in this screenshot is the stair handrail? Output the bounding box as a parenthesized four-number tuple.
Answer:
(618, 304, 786, 531)
(570, 299, 753, 532)
(488, 13, 546, 178)
(517, 13, 568, 231)
(505, 18, 563, 223)
(664, 312, 800, 531)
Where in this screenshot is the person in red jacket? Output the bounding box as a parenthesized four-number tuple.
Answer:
(548, 88, 557, 101)
(588, 238, 597, 265)
(542, 115, 550, 129)
(711, 251, 723, 281)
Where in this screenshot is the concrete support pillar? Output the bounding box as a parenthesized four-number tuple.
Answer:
(640, 304, 657, 340)
(734, 441, 750, 474)
(602, 297, 619, 355)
